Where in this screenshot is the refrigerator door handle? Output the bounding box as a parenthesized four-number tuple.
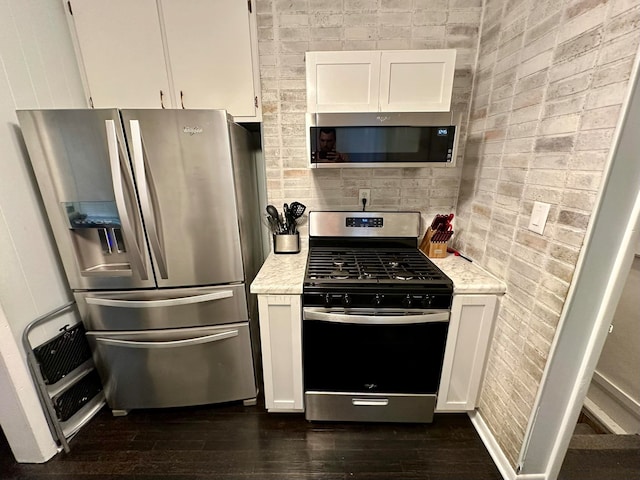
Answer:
(94, 329, 239, 349)
(129, 120, 169, 279)
(85, 290, 234, 309)
(105, 120, 148, 280)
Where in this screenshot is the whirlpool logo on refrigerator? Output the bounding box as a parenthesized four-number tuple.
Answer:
(183, 126, 203, 135)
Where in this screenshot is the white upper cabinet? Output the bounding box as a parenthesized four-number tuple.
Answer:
(305, 51, 381, 112)
(306, 49, 456, 113)
(66, 0, 261, 121)
(68, 0, 169, 109)
(160, 0, 258, 118)
(379, 50, 456, 112)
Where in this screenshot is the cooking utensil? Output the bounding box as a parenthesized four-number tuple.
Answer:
(263, 214, 280, 234)
(289, 201, 306, 219)
(447, 247, 472, 262)
(266, 205, 282, 233)
(283, 203, 291, 233)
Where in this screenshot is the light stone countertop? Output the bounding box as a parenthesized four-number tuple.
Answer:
(430, 255, 506, 295)
(250, 245, 506, 296)
(250, 243, 308, 294)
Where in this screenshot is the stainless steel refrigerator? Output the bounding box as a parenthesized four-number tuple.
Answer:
(17, 109, 263, 415)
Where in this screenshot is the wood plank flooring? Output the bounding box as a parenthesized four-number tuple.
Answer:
(1, 399, 502, 480)
(3, 399, 637, 479)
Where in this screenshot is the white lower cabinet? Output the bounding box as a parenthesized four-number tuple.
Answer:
(257, 295, 304, 412)
(257, 293, 499, 415)
(436, 294, 499, 412)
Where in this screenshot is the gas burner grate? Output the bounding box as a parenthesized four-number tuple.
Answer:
(305, 247, 447, 285)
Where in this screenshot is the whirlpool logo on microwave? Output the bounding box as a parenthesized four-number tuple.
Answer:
(437, 128, 448, 136)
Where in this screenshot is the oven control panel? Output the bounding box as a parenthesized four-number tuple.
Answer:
(309, 211, 420, 238)
(346, 217, 383, 228)
(303, 291, 453, 310)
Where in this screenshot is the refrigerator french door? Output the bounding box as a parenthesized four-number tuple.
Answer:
(17, 109, 262, 414)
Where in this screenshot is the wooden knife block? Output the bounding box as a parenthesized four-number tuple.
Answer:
(419, 227, 448, 258)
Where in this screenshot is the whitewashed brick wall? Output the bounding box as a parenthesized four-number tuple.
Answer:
(457, 0, 640, 466)
(255, 0, 482, 231)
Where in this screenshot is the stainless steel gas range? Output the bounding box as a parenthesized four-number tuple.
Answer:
(302, 211, 454, 423)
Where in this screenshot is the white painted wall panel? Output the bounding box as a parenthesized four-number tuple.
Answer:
(0, 0, 87, 463)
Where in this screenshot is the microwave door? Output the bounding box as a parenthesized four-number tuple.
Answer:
(16, 109, 155, 290)
(121, 109, 244, 288)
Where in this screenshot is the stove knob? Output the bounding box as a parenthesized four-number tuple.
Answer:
(372, 294, 383, 307)
(402, 295, 413, 308)
(324, 293, 332, 307)
(422, 295, 434, 308)
(342, 293, 352, 306)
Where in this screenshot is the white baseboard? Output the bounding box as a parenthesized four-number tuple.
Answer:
(469, 411, 548, 480)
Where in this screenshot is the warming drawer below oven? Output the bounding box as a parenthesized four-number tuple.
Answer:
(305, 391, 437, 423)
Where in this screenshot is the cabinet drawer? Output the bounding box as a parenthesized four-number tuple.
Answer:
(87, 323, 256, 410)
(76, 285, 248, 330)
(305, 391, 436, 423)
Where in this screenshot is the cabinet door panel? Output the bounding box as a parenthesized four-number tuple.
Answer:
(379, 50, 456, 112)
(436, 294, 498, 412)
(306, 51, 380, 113)
(258, 295, 303, 412)
(160, 0, 257, 118)
(69, 0, 170, 108)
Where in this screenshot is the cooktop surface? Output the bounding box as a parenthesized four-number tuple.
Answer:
(305, 247, 451, 286)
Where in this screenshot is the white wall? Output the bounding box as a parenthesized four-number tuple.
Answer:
(586, 254, 640, 433)
(0, 0, 87, 462)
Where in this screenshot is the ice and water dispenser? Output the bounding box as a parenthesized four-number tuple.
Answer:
(63, 200, 131, 277)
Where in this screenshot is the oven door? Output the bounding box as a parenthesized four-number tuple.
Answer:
(302, 307, 449, 423)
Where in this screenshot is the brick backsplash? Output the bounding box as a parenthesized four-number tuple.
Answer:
(255, 0, 482, 232)
(255, 0, 640, 471)
(456, 0, 640, 467)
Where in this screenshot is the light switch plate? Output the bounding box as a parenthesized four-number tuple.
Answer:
(528, 201, 550, 235)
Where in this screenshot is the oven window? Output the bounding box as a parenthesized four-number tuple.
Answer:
(309, 126, 455, 164)
(303, 320, 448, 394)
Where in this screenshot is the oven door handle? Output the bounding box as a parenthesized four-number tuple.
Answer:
(303, 308, 449, 325)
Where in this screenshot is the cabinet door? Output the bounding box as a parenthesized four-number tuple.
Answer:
(160, 0, 260, 120)
(436, 294, 498, 412)
(257, 295, 303, 412)
(67, 0, 171, 108)
(379, 50, 456, 112)
(306, 51, 381, 113)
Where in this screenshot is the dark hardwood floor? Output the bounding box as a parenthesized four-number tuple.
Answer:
(1, 399, 502, 480)
(3, 399, 638, 479)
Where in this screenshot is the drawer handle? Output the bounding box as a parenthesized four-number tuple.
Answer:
(85, 290, 233, 308)
(94, 329, 238, 349)
(352, 398, 389, 407)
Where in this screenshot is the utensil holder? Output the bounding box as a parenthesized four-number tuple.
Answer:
(273, 233, 300, 254)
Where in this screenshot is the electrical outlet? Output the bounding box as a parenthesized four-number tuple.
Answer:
(359, 189, 371, 207)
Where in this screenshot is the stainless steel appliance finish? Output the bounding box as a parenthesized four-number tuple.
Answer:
(17, 109, 263, 413)
(309, 111, 455, 127)
(306, 112, 460, 168)
(305, 392, 437, 423)
(74, 284, 248, 331)
(309, 211, 421, 238)
(303, 211, 453, 424)
(86, 323, 256, 411)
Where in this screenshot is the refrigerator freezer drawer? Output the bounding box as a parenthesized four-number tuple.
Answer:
(75, 284, 248, 330)
(87, 323, 256, 411)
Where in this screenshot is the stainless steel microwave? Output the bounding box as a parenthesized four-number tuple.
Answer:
(306, 112, 459, 168)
